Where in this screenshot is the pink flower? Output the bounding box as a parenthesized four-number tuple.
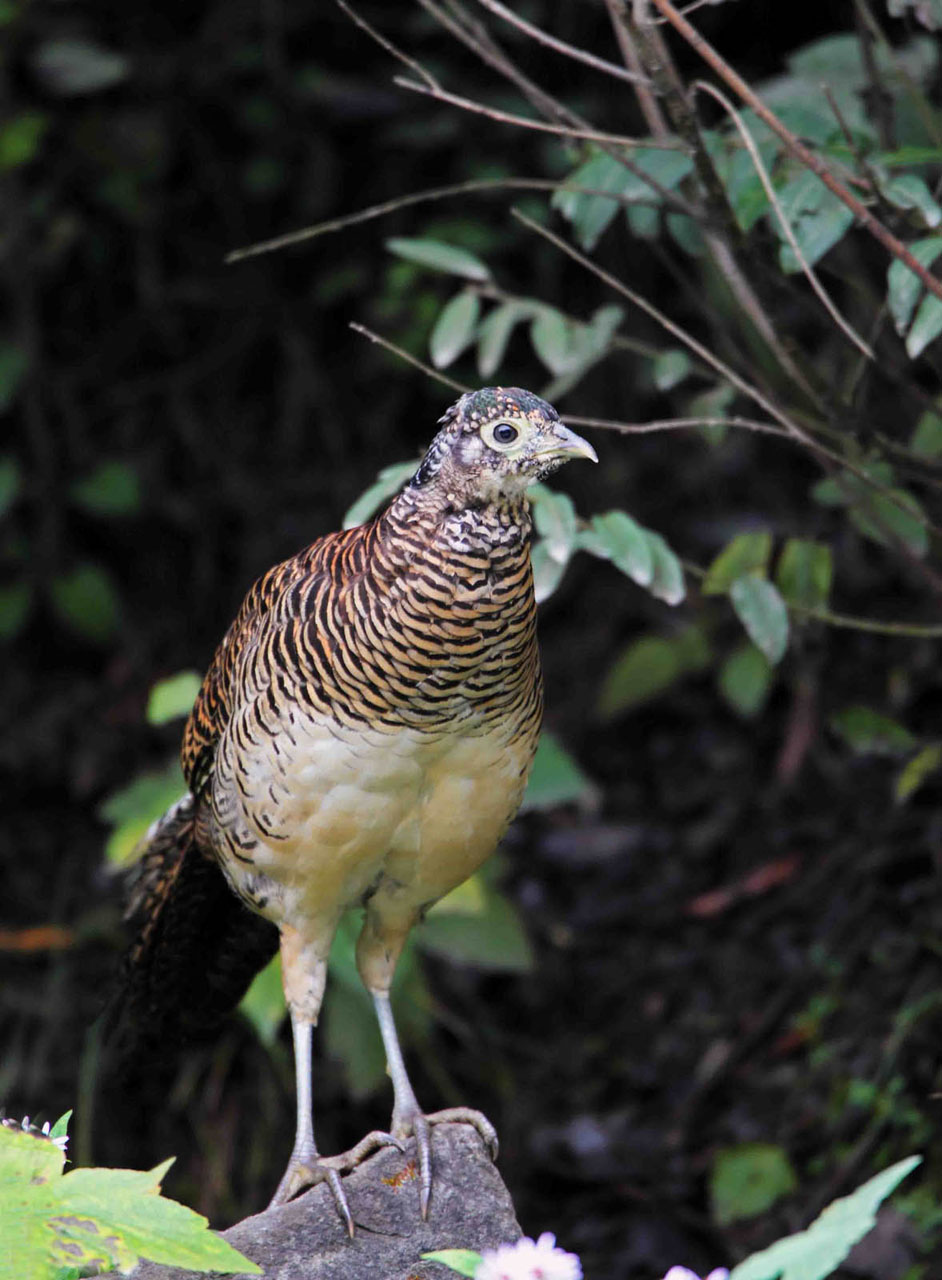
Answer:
(475, 1232, 582, 1280)
(662, 1269, 729, 1280)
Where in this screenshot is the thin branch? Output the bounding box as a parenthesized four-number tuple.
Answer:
(512, 206, 810, 442)
(335, 0, 439, 90)
(472, 0, 650, 86)
(565, 414, 789, 438)
(350, 320, 942, 611)
(695, 79, 875, 361)
(226, 177, 664, 263)
(648, 0, 942, 306)
(415, 0, 703, 220)
(349, 322, 468, 393)
(512, 208, 942, 545)
(393, 77, 676, 150)
(603, 0, 670, 138)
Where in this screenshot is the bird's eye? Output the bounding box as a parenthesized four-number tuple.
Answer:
(492, 422, 519, 445)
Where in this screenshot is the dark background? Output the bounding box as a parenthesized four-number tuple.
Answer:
(4, 2, 942, 1277)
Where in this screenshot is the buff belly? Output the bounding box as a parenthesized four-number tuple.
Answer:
(208, 707, 535, 947)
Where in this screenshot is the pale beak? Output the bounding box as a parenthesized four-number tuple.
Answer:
(535, 422, 598, 464)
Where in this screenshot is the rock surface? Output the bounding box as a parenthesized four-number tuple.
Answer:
(133, 1123, 522, 1280)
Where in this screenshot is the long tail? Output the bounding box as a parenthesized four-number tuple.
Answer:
(107, 794, 279, 1060)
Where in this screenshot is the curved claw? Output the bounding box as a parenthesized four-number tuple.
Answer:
(268, 1155, 355, 1237)
(390, 1107, 499, 1220)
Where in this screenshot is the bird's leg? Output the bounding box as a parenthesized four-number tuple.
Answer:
(268, 1013, 355, 1231)
(369, 992, 499, 1219)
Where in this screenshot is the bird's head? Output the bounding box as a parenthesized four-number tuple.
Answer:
(410, 387, 597, 507)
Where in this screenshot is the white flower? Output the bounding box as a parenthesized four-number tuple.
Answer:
(475, 1232, 582, 1280)
(662, 1268, 729, 1280)
(39, 1120, 69, 1154)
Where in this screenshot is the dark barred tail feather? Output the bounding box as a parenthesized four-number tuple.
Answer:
(105, 794, 278, 1063)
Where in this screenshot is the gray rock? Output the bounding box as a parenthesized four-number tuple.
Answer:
(133, 1123, 522, 1280)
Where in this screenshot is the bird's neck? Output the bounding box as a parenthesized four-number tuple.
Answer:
(382, 484, 533, 562)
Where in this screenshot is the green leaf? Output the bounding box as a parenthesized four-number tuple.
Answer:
(417, 889, 534, 973)
(49, 563, 121, 644)
(719, 643, 773, 718)
(906, 289, 942, 359)
(775, 539, 833, 609)
(530, 540, 569, 604)
(49, 1113, 71, 1144)
(98, 760, 187, 865)
(343, 459, 418, 529)
(880, 174, 942, 228)
(531, 308, 573, 375)
(531, 489, 578, 564)
(70, 460, 141, 516)
(31, 38, 130, 95)
(652, 348, 692, 391)
(553, 145, 693, 251)
(731, 1155, 921, 1280)
(240, 954, 286, 1046)
(778, 187, 855, 273)
(646, 530, 686, 605)
(421, 1249, 484, 1277)
(730, 575, 789, 664)
(521, 731, 596, 812)
(830, 705, 917, 756)
(711, 1143, 798, 1227)
(385, 237, 491, 282)
(0, 455, 20, 516)
(477, 302, 530, 378)
(667, 212, 706, 257)
(702, 532, 772, 595)
(850, 487, 928, 556)
(0, 345, 29, 413)
(53, 1162, 261, 1273)
(910, 407, 942, 457)
(811, 464, 928, 555)
(0, 581, 32, 640)
(146, 671, 202, 725)
(895, 743, 942, 803)
(582, 511, 654, 586)
(598, 626, 710, 718)
(429, 292, 480, 369)
(0, 1128, 261, 1278)
(887, 236, 942, 334)
(0, 112, 48, 171)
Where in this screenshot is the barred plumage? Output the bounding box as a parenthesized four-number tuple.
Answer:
(118, 386, 596, 1230)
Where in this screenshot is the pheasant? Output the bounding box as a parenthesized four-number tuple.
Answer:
(119, 386, 596, 1232)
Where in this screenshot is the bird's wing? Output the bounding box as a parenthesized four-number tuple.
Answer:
(180, 533, 345, 798)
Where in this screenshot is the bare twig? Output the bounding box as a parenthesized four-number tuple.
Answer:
(603, 0, 669, 137)
(648, 0, 942, 306)
(335, 0, 439, 90)
(226, 177, 664, 263)
(696, 79, 875, 361)
(349, 322, 467, 392)
(512, 208, 942, 547)
(414, 0, 704, 220)
(393, 77, 675, 151)
(512, 206, 810, 442)
(565, 414, 789, 438)
(472, 0, 650, 86)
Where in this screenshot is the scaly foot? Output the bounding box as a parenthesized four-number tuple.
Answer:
(268, 1130, 404, 1235)
(388, 1107, 499, 1219)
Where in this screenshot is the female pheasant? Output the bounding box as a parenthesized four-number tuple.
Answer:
(122, 386, 596, 1232)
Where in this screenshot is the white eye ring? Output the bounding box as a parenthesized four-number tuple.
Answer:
(489, 421, 520, 446)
